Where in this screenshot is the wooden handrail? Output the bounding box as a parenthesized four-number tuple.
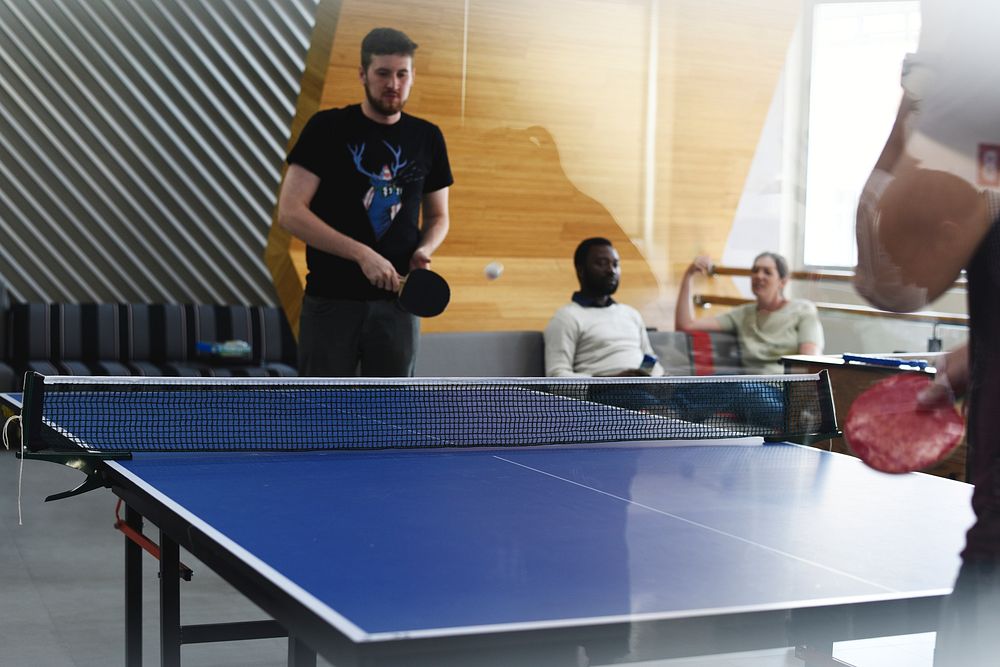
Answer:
(709, 265, 968, 288)
(692, 294, 969, 326)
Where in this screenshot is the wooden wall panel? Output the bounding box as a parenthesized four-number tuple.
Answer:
(265, 0, 342, 333)
(266, 0, 800, 334)
(659, 0, 799, 293)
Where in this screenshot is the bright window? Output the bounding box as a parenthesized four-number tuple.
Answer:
(802, 1, 921, 268)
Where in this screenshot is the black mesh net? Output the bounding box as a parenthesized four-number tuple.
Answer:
(23, 374, 837, 453)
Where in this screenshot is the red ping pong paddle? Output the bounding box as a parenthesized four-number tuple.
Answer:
(843, 374, 964, 474)
(398, 268, 450, 317)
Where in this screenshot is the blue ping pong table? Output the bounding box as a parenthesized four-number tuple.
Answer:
(5, 379, 974, 667)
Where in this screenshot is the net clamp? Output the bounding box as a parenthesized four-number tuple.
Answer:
(766, 430, 842, 446)
(16, 449, 132, 502)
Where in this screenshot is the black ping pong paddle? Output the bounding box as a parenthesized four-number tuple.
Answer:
(398, 268, 450, 317)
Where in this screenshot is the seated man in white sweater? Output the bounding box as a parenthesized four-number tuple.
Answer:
(544, 237, 664, 377)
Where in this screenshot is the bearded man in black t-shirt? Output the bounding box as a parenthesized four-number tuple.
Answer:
(278, 27, 453, 377)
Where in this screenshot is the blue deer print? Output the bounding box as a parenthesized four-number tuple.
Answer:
(348, 141, 409, 240)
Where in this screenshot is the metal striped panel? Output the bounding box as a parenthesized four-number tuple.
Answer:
(0, 0, 318, 304)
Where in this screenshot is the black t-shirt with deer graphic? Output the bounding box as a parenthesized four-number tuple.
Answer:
(287, 104, 452, 300)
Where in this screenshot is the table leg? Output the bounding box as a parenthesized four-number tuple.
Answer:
(288, 636, 317, 667)
(125, 505, 143, 667)
(160, 530, 181, 667)
(795, 642, 854, 666)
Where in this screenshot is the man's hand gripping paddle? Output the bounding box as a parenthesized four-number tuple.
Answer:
(843, 374, 964, 474)
(398, 268, 451, 317)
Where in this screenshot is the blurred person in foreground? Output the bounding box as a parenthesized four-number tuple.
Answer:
(853, 2, 1000, 664)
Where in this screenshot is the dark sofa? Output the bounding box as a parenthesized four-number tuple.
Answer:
(0, 303, 745, 391)
(414, 330, 744, 377)
(4, 303, 297, 390)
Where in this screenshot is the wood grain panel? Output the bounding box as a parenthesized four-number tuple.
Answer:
(266, 0, 799, 335)
(265, 0, 343, 336)
(660, 0, 799, 288)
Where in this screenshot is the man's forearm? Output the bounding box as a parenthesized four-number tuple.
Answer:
(278, 203, 402, 291)
(872, 95, 915, 173)
(278, 204, 369, 262)
(418, 213, 449, 255)
(674, 274, 695, 331)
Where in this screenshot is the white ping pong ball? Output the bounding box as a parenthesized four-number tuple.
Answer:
(484, 261, 504, 281)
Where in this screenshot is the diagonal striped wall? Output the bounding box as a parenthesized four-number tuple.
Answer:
(0, 0, 318, 305)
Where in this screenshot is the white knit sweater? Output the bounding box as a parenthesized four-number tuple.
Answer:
(543, 301, 663, 377)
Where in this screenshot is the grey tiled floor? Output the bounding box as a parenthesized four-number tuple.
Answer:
(2, 451, 299, 667)
(1, 451, 933, 667)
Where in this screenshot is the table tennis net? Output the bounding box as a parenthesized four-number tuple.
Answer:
(21, 372, 837, 453)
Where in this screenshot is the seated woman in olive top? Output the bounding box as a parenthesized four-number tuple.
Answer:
(675, 252, 824, 374)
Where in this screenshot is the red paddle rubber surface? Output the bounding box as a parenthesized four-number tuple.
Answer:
(844, 374, 965, 474)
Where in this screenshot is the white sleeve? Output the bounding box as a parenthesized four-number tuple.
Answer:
(543, 310, 584, 377)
